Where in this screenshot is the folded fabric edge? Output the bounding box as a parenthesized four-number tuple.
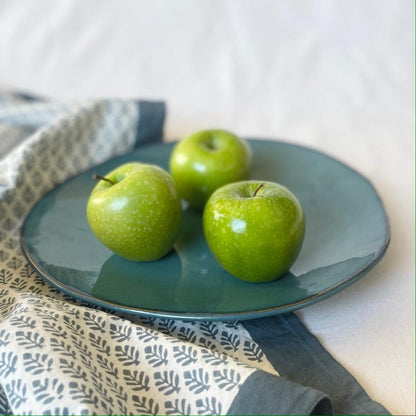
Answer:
(243, 313, 390, 415)
(0, 92, 166, 148)
(9, 91, 42, 102)
(135, 100, 166, 146)
(227, 370, 332, 415)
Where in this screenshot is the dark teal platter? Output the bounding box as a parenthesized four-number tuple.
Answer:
(20, 140, 390, 321)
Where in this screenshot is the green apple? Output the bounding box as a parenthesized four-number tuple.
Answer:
(169, 129, 252, 210)
(86, 162, 182, 261)
(203, 180, 305, 282)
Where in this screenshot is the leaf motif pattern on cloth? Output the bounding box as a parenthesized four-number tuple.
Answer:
(1, 292, 278, 414)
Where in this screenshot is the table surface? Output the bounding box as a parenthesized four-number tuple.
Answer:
(0, 1, 414, 414)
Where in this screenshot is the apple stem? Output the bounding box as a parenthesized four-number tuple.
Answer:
(93, 174, 115, 185)
(253, 183, 265, 197)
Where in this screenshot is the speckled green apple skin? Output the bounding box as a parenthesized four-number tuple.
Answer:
(169, 129, 252, 210)
(203, 181, 305, 283)
(86, 163, 182, 262)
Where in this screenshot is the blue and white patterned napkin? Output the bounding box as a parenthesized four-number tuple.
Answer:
(0, 93, 389, 415)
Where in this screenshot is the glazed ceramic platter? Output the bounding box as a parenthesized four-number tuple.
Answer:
(20, 140, 390, 320)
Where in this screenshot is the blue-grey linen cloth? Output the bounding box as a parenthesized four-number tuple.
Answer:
(0, 93, 389, 415)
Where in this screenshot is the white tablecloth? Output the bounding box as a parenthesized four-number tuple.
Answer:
(0, 1, 414, 414)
